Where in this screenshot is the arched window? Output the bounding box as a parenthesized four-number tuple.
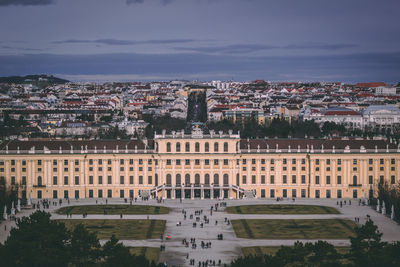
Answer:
(224, 142, 228, 152)
(195, 174, 200, 185)
(204, 174, 210, 185)
(223, 174, 229, 185)
(353, 175, 357, 185)
(185, 174, 190, 185)
(214, 174, 219, 185)
(195, 142, 200, 152)
(205, 142, 209, 152)
(214, 142, 219, 152)
(176, 174, 181, 185)
(185, 142, 190, 152)
(176, 142, 181, 152)
(37, 176, 42, 186)
(166, 142, 171, 152)
(166, 174, 172, 185)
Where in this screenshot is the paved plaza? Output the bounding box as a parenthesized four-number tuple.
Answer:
(1, 198, 400, 266)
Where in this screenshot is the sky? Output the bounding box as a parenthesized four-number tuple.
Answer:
(0, 0, 399, 83)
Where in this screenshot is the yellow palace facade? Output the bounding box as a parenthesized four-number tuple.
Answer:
(0, 129, 399, 200)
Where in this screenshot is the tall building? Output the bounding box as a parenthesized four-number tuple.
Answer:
(0, 129, 399, 200)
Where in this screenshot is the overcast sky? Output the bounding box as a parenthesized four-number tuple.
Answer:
(0, 0, 399, 82)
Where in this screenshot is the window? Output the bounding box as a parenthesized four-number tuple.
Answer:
(139, 176, 143, 184)
(316, 159, 319, 165)
(195, 142, 200, 152)
(252, 175, 256, 184)
(214, 159, 219, 165)
(195, 159, 200, 165)
(337, 176, 342, 184)
(301, 189, 306, 198)
(242, 175, 247, 184)
(129, 176, 134, 184)
(283, 159, 287, 164)
(391, 176, 395, 184)
(283, 175, 287, 184)
(176, 174, 182, 185)
(53, 176, 58, 185)
(315, 175, 320, 184)
(315, 189, 320, 198)
(37, 160, 41, 166)
(369, 175, 373, 185)
(53, 190, 58, 199)
(88, 190, 93, 198)
(379, 176, 384, 184)
(270, 175, 275, 184)
(337, 189, 342, 198)
(223, 159, 228, 165)
(391, 159, 395, 165)
(11, 176, 15, 185)
(185, 159, 190, 165)
(301, 158, 305, 164)
(108, 175, 112, 184)
(205, 159, 209, 165)
(326, 167, 331, 171)
(283, 189, 287, 198)
(22, 176, 26, 185)
(326, 176, 331, 184)
(270, 159, 274, 164)
(166, 159, 171, 165)
(120, 159, 124, 165)
(166, 174, 172, 185)
(107, 189, 112, 198)
(261, 175, 265, 184)
(283, 166, 287, 171)
(204, 174, 209, 185)
(98, 189, 103, 198)
(107, 159, 111, 165)
(292, 189, 297, 198)
(369, 159, 373, 165)
(139, 159, 143, 165)
(270, 189, 275, 198)
(205, 142, 209, 152)
(261, 159, 265, 164)
(301, 175, 306, 184)
(353, 159, 357, 165)
(292, 175, 296, 184)
(316, 167, 320, 171)
(337, 167, 342, 171)
(337, 159, 341, 165)
(148, 176, 152, 184)
(353, 176, 357, 185)
(75, 160, 79, 165)
(224, 142, 228, 152)
(380, 159, 384, 165)
(22, 160, 26, 166)
(54, 159, 58, 165)
(75, 176, 79, 185)
(185, 142, 190, 152)
(214, 142, 219, 152)
(326, 159, 330, 165)
(98, 176, 103, 184)
(64, 176, 68, 185)
(176, 159, 181, 165)
(167, 142, 171, 152)
(185, 174, 190, 185)
(243, 159, 246, 164)
(176, 142, 181, 152)
(292, 159, 296, 164)
(252, 159, 256, 165)
(64, 190, 69, 199)
(326, 190, 331, 198)
(120, 176, 124, 184)
(214, 174, 219, 185)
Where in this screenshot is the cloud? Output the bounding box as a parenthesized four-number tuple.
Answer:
(176, 43, 360, 54)
(1, 45, 43, 51)
(126, 0, 173, 5)
(53, 38, 196, 46)
(0, 0, 54, 6)
(0, 51, 399, 82)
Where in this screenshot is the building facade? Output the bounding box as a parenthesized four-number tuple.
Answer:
(0, 129, 399, 200)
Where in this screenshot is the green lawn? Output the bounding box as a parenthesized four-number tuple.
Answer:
(226, 205, 339, 215)
(57, 205, 169, 215)
(58, 219, 166, 240)
(232, 219, 356, 239)
(242, 246, 350, 256)
(129, 247, 160, 263)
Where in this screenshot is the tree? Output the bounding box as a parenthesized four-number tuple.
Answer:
(0, 211, 70, 267)
(69, 224, 101, 267)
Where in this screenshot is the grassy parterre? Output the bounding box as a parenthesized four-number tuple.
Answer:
(226, 205, 340, 215)
(232, 219, 356, 239)
(58, 219, 166, 240)
(242, 246, 350, 256)
(129, 247, 160, 263)
(57, 205, 169, 215)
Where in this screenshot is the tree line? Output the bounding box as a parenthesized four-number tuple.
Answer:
(0, 211, 163, 267)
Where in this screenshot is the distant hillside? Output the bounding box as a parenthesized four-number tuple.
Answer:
(0, 75, 69, 85)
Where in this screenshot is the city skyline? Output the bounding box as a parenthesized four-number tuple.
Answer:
(0, 0, 399, 82)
